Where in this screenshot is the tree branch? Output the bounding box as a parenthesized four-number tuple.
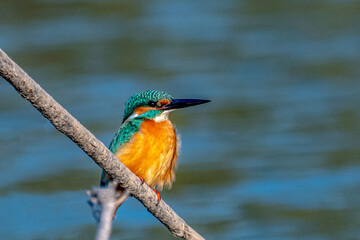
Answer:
(0, 49, 205, 240)
(87, 182, 130, 240)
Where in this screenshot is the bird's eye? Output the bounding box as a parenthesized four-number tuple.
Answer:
(148, 101, 157, 107)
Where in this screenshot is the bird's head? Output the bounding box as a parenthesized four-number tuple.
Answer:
(122, 90, 210, 123)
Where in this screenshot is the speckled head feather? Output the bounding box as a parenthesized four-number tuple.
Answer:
(123, 90, 173, 121)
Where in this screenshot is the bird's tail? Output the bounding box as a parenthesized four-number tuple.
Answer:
(100, 170, 113, 187)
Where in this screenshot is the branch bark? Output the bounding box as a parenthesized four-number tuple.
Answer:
(0, 49, 205, 240)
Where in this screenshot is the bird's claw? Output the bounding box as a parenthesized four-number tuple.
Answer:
(153, 189, 161, 205)
(138, 176, 145, 185)
(137, 177, 161, 205)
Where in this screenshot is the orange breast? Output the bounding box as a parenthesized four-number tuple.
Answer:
(115, 119, 179, 190)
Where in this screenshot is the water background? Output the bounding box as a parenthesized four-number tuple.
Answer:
(1, 1, 360, 239)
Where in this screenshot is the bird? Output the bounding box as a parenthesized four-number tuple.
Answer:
(100, 90, 210, 208)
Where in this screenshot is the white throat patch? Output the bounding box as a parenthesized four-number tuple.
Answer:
(153, 110, 172, 122)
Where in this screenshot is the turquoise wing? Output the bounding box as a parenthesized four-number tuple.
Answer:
(100, 118, 142, 187)
(108, 118, 142, 153)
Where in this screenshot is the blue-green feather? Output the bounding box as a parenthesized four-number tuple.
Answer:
(109, 118, 141, 153)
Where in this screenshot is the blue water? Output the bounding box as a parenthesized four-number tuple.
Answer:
(1, 0, 360, 239)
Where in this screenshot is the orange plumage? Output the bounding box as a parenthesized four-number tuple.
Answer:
(115, 109, 179, 190)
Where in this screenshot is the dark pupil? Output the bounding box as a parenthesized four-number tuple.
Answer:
(149, 101, 157, 107)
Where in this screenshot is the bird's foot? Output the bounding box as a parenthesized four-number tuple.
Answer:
(136, 177, 160, 205)
(138, 176, 145, 185)
(153, 189, 161, 205)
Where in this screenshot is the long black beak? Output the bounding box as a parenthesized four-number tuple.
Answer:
(162, 98, 211, 110)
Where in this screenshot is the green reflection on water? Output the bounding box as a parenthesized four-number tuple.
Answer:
(0, 169, 98, 195)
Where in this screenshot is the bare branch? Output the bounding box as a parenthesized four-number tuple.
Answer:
(87, 182, 130, 240)
(0, 49, 205, 240)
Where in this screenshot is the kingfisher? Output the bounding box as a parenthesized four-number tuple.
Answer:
(100, 90, 210, 205)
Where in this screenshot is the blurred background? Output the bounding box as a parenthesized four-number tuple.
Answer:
(1, 0, 360, 239)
